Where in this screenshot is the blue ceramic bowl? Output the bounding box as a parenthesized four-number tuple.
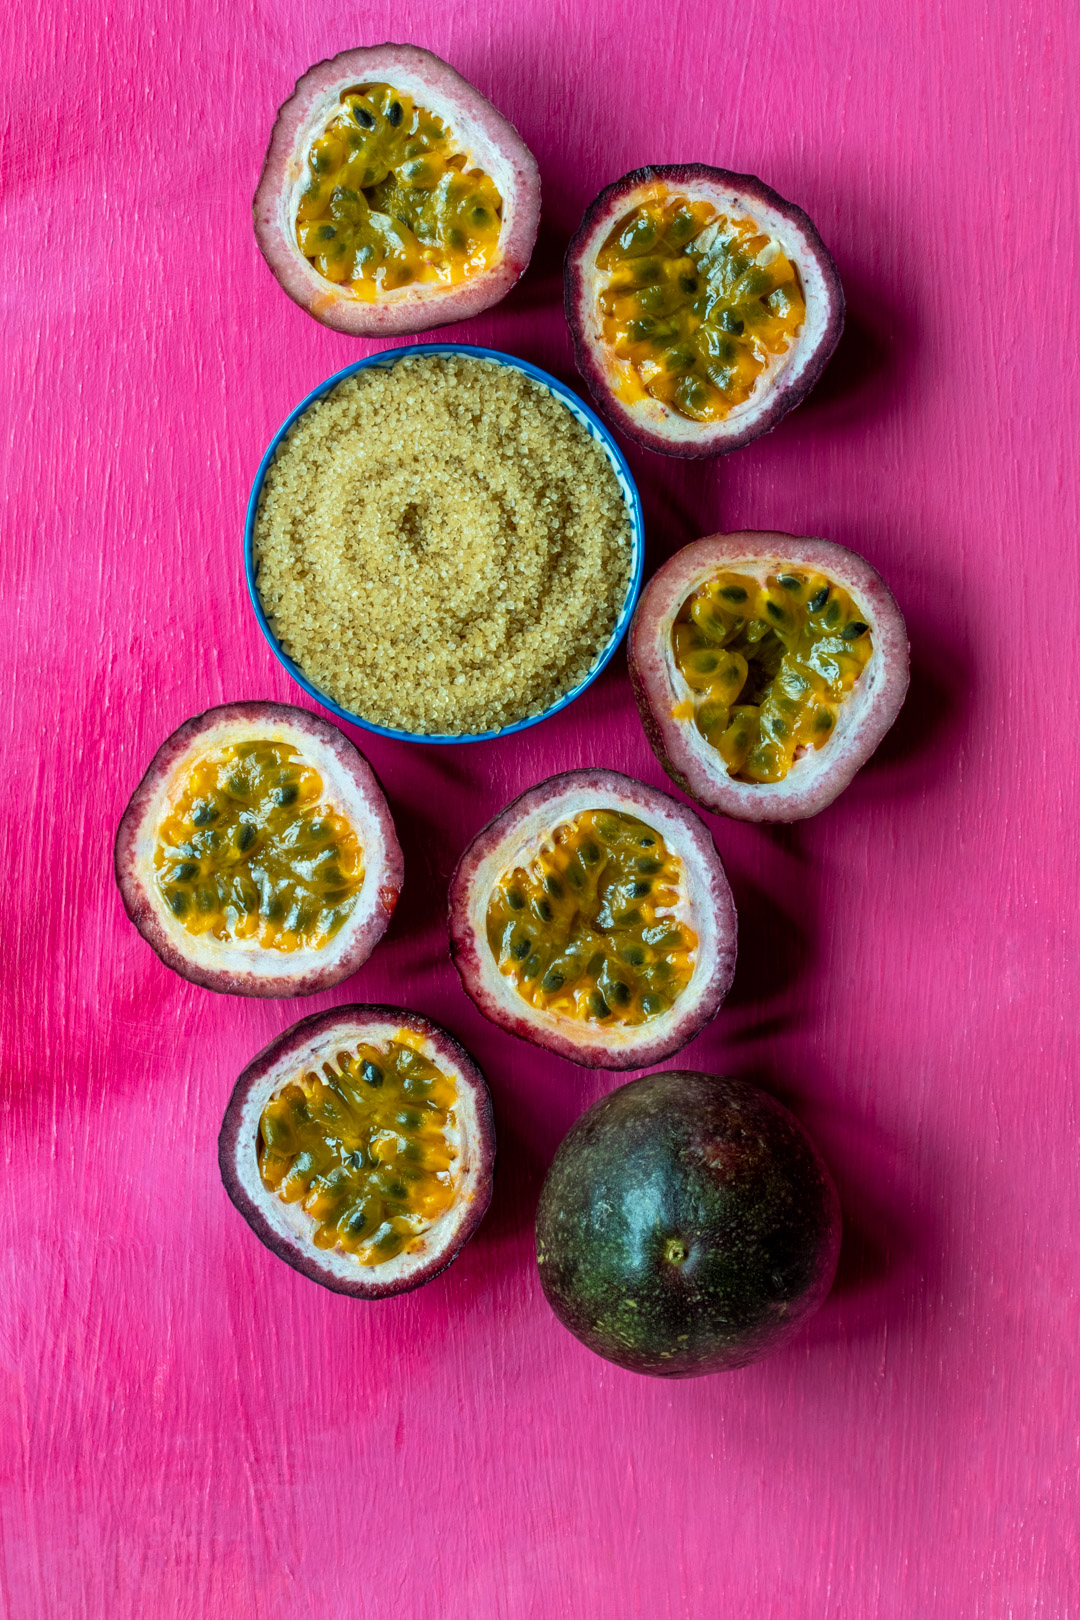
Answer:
(244, 343, 644, 745)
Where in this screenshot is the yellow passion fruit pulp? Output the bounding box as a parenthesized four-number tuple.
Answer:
(153, 740, 364, 951)
(258, 1035, 459, 1266)
(486, 809, 696, 1026)
(673, 569, 873, 782)
(596, 194, 805, 423)
(296, 84, 503, 296)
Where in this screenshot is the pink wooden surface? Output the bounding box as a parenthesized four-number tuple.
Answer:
(1, 0, 1077, 1613)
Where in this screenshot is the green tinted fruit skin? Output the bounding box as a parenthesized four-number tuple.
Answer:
(535, 1072, 841, 1377)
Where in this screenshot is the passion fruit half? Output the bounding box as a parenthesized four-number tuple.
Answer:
(629, 533, 909, 822)
(219, 1005, 495, 1298)
(254, 44, 541, 336)
(565, 165, 843, 456)
(448, 769, 736, 1070)
(536, 1070, 841, 1376)
(114, 701, 403, 996)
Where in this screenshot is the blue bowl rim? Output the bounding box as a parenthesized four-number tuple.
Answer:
(243, 341, 645, 746)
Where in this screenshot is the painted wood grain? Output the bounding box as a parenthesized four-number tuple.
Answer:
(1, 0, 1077, 1614)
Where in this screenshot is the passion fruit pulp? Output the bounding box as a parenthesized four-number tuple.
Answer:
(254, 44, 541, 336)
(449, 769, 736, 1070)
(295, 83, 503, 296)
(152, 736, 366, 948)
(114, 702, 403, 996)
(629, 533, 909, 822)
(565, 166, 843, 456)
(535, 1071, 841, 1377)
(485, 805, 698, 1028)
(220, 1005, 494, 1298)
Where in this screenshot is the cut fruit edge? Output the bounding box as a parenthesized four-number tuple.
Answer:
(564, 164, 844, 456)
(448, 768, 737, 1070)
(219, 1004, 495, 1298)
(629, 533, 910, 822)
(254, 43, 541, 336)
(114, 701, 403, 996)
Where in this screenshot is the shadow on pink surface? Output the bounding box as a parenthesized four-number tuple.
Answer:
(796, 272, 917, 430)
(862, 618, 969, 783)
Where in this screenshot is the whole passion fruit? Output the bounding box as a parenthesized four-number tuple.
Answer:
(448, 769, 736, 1070)
(629, 532, 909, 822)
(219, 1005, 494, 1298)
(565, 165, 843, 456)
(536, 1071, 841, 1376)
(114, 701, 403, 996)
(253, 44, 541, 336)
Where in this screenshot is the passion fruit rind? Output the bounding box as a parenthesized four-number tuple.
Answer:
(565, 165, 844, 457)
(448, 768, 737, 1070)
(629, 532, 909, 822)
(114, 701, 403, 996)
(536, 1071, 841, 1377)
(219, 1004, 495, 1299)
(254, 43, 541, 336)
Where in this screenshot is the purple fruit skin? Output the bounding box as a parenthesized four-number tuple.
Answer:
(536, 1071, 841, 1376)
